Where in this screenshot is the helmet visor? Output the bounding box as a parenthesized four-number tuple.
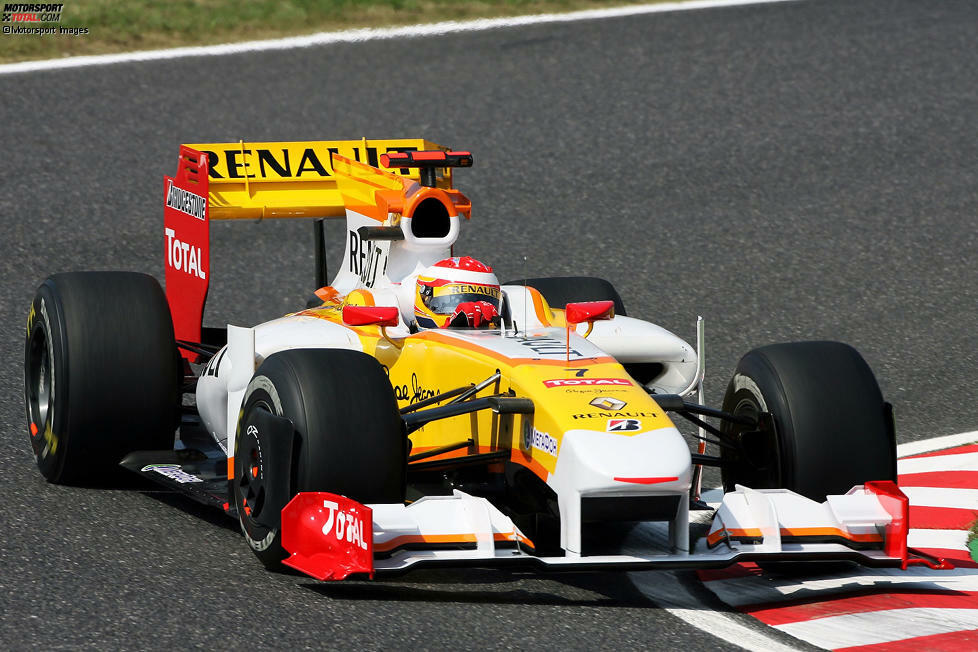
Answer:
(421, 284, 501, 316)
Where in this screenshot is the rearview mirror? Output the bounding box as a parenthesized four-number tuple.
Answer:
(564, 300, 615, 325)
(342, 305, 400, 327)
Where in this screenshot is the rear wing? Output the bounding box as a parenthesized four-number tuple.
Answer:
(163, 139, 467, 358)
(180, 138, 453, 219)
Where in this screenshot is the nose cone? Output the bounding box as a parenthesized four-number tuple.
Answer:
(549, 426, 692, 554)
(553, 427, 692, 494)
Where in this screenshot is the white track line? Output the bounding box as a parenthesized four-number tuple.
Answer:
(897, 431, 978, 457)
(777, 607, 978, 649)
(899, 451, 978, 475)
(0, 0, 797, 76)
(704, 567, 978, 608)
(903, 487, 978, 511)
(908, 528, 969, 551)
(629, 570, 800, 652)
(625, 523, 799, 651)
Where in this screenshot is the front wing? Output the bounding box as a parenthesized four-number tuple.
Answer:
(279, 482, 952, 581)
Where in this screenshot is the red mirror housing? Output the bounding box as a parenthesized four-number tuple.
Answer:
(565, 300, 615, 325)
(342, 305, 400, 327)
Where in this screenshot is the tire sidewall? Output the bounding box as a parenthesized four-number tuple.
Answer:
(25, 282, 69, 482)
(722, 354, 799, 491)
(234, 376, 289, 560)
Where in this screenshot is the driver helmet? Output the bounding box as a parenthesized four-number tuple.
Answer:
(414, 257, 501, 329)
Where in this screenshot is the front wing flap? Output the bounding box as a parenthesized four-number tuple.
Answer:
(280, 481, 951, 581)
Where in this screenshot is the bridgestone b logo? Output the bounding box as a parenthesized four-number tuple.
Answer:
(166, 180, 206, 221)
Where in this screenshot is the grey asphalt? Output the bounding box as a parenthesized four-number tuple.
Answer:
(2, 0, 976, 648)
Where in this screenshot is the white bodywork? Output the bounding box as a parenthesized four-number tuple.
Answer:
(357, 484, 907, 572)
(551, 428, 693, 554)
(196, 317, 363, 452)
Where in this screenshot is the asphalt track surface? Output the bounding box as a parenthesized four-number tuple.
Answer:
(1, 0, 976, 649)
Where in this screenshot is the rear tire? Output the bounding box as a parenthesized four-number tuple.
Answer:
(24, 272, 180, 485)
(720, 341, 896, 501)
(503, 276, 626, 316)
(232, 348, 406, 568)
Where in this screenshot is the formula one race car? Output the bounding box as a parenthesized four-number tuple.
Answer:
(24, 139, 949, 580)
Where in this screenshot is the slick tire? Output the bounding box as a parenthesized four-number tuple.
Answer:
(24, 272, 180, 485)
(233, 348, 406, 568)
(503, 276, 627, 316)
(720, 341, 896, 501)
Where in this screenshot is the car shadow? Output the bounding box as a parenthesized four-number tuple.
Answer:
(138, 489, 240, 534)
(303, 566, 656, 607)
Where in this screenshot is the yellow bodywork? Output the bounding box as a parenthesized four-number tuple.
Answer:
(296, 298, 676, 482)
(183, 138, 453, 220)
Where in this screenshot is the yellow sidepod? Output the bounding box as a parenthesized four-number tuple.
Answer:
(388, 336, 510, 460)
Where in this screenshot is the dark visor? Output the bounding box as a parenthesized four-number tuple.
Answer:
(423, 292, 500, 315)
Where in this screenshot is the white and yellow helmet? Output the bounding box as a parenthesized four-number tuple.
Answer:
(414, 257, 501, 329)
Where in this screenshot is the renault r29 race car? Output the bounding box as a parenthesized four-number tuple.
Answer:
(24, 138, 950, 580)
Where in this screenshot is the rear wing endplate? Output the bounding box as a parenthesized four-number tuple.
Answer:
(163, 138, 453, 358)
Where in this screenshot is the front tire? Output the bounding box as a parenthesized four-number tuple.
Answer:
(24, 272, 180, 485)
(232, 348, 406, 568)
(720, 341, 896, 501)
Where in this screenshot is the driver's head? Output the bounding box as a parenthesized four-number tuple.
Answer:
(414, 257, 501, 329)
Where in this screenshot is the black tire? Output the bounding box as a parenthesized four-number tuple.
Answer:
(24, 272, 180, 485)
(232, 348, 406, 568)
(503, 276, 626, 316)
(720, 341, 896, 502)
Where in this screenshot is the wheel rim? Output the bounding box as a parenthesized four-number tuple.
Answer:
(238, 444, 266, 519)
(722, 391, 780, 489)
(236, 404, 272, 523)
(27, 328, 51, 438)
(732, 397, 760, 433)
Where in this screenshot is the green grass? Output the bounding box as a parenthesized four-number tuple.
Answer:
(0, 0, 662, 63)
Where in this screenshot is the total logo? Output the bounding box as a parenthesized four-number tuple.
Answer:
(164, 227, 207, 279)
(543, 378, 631, 388)
(321, 499, 368, 551)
